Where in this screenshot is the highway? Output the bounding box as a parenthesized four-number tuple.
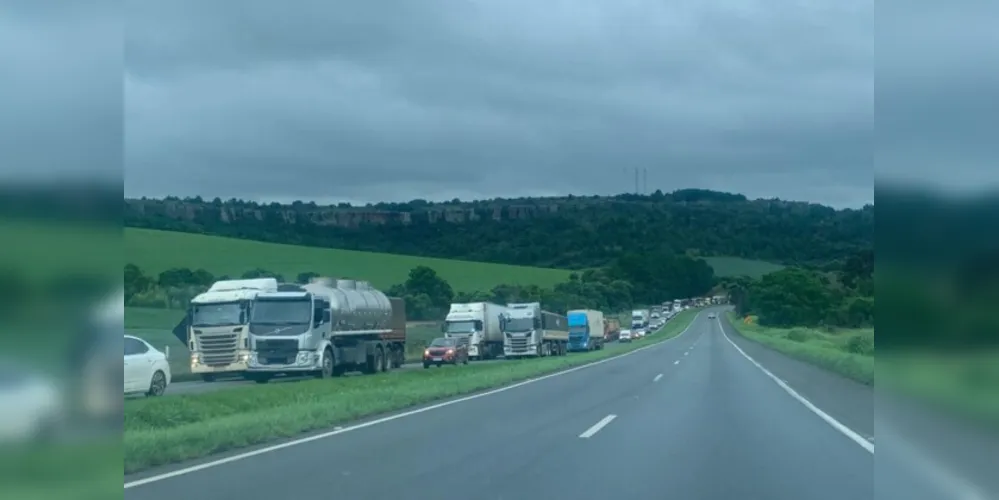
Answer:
(125, 309, 996, 500)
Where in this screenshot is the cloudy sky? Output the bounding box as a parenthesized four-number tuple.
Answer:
(6, 1, 996, 208)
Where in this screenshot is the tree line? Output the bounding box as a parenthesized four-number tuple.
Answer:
(124, 189, 873, 269)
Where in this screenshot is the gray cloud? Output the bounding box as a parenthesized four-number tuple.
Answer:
(120, 0, 877, 207)
(0, 1, 121, 182)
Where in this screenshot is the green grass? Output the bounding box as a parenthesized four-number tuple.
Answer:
(125, 307, 448, 381)
(123, 308, 701, 473)
(724, 313, 874, 385)
(125, 228, 572, 292)
(878, 351, 999, 429)
(702, 256, 784, 278)
(0, 442, 120, 500)
(0, 219, 118, 278)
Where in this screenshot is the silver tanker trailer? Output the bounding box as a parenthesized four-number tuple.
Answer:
(244, 278, 406, 383)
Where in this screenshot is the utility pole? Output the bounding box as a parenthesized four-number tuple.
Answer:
(634, 168, 639, 194)
(642, 168, 648, 195)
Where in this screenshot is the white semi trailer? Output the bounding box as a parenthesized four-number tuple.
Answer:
(443, 302, 506, 360)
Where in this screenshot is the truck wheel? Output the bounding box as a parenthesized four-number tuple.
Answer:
(201, 374, 216, 383)
(378, 348, 388, 372)
(251, 374, 271, 384)
(316, 348, 334, 379)
(423, 363, 430, 369)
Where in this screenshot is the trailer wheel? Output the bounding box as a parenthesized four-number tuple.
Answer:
(378, 347, 388, 372)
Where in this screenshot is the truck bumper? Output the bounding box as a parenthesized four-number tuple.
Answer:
(247, 351, 322, 372)
(191, 353, 250, 374)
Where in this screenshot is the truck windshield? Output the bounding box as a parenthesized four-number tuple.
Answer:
(569, 325, 588, 335)
(191, 302, 243, 327)
(504, 318, 533, 332)
(445, 321, 478, 334)
(251, 299, 312, 325)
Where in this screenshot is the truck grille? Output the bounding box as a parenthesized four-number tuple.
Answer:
(194, 331, 239, 366)
(255, 339, 299, 365)
(507, 335, 532, 353)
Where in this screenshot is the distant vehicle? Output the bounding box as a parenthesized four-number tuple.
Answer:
(0, 361, 64, 443)
(619, 329, 632, 342)
(423, 337, 469, 368)
(603, 318, 621, 342)
(635, 328, 646, 338)
(124, 335, 172, 397)
(708, 313, 716, 319)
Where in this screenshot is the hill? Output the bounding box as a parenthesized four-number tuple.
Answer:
(125, 228, 572, 292)
(124, 189, 873, 269)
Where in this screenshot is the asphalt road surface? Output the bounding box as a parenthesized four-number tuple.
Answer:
(125, 309, 996, 500)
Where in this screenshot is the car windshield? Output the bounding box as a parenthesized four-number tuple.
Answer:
(192, 302, 243, 327)
(429, 338, 454, 347)
(251, 299, 312, 325)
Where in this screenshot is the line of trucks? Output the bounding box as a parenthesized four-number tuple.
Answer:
(172, 277, 717, 382)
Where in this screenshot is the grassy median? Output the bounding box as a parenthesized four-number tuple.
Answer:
(124, 308, 700, 473)
(723, 312, 875, 385)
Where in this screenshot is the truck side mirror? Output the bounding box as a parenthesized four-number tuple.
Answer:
(322, 310, 331, 322)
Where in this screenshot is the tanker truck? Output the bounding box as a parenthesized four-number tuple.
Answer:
(502, 302, 568, 358)
(176, 278, 279, 382)
(244, 278, 406, 383)
(443, 302, 506, 360)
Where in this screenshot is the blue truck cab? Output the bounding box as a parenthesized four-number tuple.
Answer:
(567, 310, 603, 352)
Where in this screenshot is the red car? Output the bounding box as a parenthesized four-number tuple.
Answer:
(423, 337, 469, 368)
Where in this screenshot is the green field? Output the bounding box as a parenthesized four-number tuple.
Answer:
(702, 256, 784, 278)
(724, 313, 874, 385)
(126, 228, 572, 292)
(126, 307, 443, 381)
(124, 308, 701, 472)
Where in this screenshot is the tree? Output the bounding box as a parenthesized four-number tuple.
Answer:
(403, 266, 454, 312)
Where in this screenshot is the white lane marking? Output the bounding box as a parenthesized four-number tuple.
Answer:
(124, 313, 707, 488)
(653, 373, 663, 382)
(684, 351, 689, 356)
(579, 414, 617, 438)
(674, 360, 680, 365)
(716, 317, 987, 500)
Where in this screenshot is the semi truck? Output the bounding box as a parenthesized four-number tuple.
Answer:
(502, 302, 569, 358)
(566, 309, 605, 352)
(604, 318, 621, 343)
(244, 278, 406, 383)
(630, 309, 649, 332)
(443, 302, 505, 360)
(174, 278, 279, 382)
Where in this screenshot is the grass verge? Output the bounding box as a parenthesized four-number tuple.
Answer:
(723, 312, 874, 385)
(0, 441, 120, 500)
(124, 308, 701, 473)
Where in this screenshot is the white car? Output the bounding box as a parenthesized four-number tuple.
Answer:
(708, 313, 716, 319)
(619, 329, 632, 342)
(124, 335, 171, 397)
